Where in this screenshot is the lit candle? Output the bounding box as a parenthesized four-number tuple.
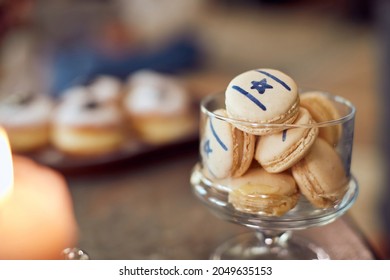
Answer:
(0, 128, 13, 205)
(0, 127, 78, 259)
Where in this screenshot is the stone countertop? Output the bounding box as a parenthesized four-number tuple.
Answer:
(67, 145, 375, 260)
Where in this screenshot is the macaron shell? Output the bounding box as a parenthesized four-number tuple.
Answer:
(232, 127, 256, 177)
(201, 109, 234, 178)
(225, 69, 299, 135)
(201, 109, 254, 179)
(291, 138, 348, 208)
(233, 104, 299, 136)
(300, 91, 342, 145)
(227, 168, 299, 216)
(255, 107, 319, 173)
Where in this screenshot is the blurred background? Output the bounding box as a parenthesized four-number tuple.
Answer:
(0, 0, 389, 259)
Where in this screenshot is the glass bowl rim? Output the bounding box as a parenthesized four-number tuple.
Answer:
(200, 91, 356, 129)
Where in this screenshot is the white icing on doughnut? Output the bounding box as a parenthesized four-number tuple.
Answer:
(0, 94, 53, 127)
(124, 70, 189, 116)
(53, 99, 122, 127)
(60, 86, 91, 105)
(89, 75, 122, 103)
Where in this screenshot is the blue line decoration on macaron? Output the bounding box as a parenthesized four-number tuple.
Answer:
(207, 165, 218, 178)
(256, 70, 291, 91)
(232, 85, 267, 111)
(203, 139, 213, 157)
(250, 78, 273, 94)
(282, 129, 287, 142)
(210, 119, 228, 151)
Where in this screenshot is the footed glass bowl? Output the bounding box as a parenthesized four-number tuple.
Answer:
(190, 91, 357, 260)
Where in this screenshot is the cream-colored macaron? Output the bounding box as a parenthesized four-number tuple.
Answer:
(201, 109, 255, 179)
(227, 168, 299, 216)
(225, 68, 299, 135)
(255, 107, 318, 173)
(300, 91, 342, 145)
(291, 138, 348, 208)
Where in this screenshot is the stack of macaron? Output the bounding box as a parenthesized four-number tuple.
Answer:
(201, 68, 349, 216)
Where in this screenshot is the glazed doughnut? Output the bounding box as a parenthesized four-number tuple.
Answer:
(124, 70, 196, 144)
(0, 92, 53, 152)
(51, 87, 125, 156)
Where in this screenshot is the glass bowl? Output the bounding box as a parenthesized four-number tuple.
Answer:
(190, 91, 357, 260)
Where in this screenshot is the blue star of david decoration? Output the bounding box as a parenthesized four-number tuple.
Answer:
(250, 78, 273, 94)
(282, 129, 287, 142)
(203, 139, 213, 157)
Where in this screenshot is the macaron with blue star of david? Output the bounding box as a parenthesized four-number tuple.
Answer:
(225, 68, 299, 135)
(201, 109, 255, 179)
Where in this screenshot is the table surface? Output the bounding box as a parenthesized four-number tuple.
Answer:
(66, 142, 376, 260)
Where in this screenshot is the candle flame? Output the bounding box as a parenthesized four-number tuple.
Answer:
(0, 127, 13, 202)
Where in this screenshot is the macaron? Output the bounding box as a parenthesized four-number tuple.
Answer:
(291, 138, 348, 208)
(227, 168, 299, 216)
(255, 107, 319, 173)
(225, 68, 300, 135)
(201, 109, 255, 179)
(300, 91, 342, 145)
